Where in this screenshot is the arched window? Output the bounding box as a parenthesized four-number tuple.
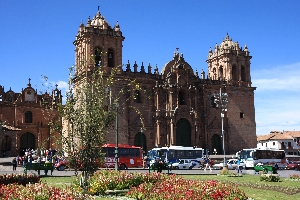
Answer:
(213, 68, 217, 80)
(241, 66, 246, 81)
(95, 47, 102, 66)
(25, 111, 33, 123)
(8, 93, 13, 102)
(179, 90, 186, 105)
(108, 48, 114, 67)
(219, 66, 223, 80)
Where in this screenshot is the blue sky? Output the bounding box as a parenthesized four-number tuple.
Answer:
(1, 1, 300, 136)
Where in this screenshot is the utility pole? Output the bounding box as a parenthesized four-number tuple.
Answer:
(115, 103, 119, 170)
(212, 88, 228, 167)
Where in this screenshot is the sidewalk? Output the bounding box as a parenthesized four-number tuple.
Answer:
(0, 156, 22, 171)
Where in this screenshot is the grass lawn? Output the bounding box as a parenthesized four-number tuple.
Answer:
(40, 176, 75, 187)
(39, 174, 300, 200)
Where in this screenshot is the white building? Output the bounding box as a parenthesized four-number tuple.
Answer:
(257, 131, 300, 155)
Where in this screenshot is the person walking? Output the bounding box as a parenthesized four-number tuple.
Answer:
(12, 158, 17, 171)
(236, 159, 242, 175)
(204, 156, 212, 171)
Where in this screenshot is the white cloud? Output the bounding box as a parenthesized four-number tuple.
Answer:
(56, 80, 69, 91)
(253, 62, 300, 135)
(252, 62, 300, 92)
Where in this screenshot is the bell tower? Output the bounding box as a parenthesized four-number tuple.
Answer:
(206, 33, 252, 87)
(73, 9, 125, 74)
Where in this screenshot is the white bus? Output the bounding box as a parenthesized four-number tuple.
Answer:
(148, 146, 204, 168)
(237, 147, 286, 169)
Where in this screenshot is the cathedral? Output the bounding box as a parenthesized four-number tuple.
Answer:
(73, 9, 257, 155)
(1, 9, 257, 157)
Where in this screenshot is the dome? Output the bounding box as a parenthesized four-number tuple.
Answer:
(161, 49, 194, 76)
(219, 33, 236, 49)
(90, 11, 110, 29)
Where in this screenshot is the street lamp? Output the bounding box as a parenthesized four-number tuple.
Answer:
(115, 103, 119, 170)
(213, 88, 228, 167)
(140, 128, 144, 157)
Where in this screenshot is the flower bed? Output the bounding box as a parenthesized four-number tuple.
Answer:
(127, 175, 248, 199)
(0, 183, 94, 200)
(0, 173, 40, 185)
(86, 170, 248, 199)
(289, 174, 300, 181)
(88, 170, 164, 195)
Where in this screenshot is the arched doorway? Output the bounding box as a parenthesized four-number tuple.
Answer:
(134, 132, 147, 156)
(20, 132, 35, 156)
(211, 134, 222, 155)
(176, 118, 191, 146)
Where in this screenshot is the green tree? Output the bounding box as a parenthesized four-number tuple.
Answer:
(57, 57, 145, 188)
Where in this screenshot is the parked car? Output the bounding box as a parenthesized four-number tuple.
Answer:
(286, 161, 300, 170)
(54, 159, 68, 171)
(213, 159, 245, 170)
(172, 159, 194, 170)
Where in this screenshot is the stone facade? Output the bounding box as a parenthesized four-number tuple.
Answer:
(0, 80, 61, 156)
(73, 10, 257, 155)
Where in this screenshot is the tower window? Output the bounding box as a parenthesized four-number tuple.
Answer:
(240, 112, 244, 118)
(241, 66, 246, 81)
(108, 49, 114, 67)
(25, 111, 33, 123)
(95, 47, 101, 66)
(232, 65, 238, 80)
(0, 94, 2, 101)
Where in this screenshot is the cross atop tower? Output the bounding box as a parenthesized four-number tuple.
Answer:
(28, 78, 31, 87)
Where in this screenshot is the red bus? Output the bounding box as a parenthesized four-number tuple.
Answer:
(102, 144, 143, 169)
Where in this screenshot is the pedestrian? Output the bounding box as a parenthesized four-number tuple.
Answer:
(22, 155, 27, 167)
(200, 158, 205, 169)
(236, 159, 242, 174)
(12, 158, 17, 171)
(17, 155, 20, 165)
(204, 156, 212, 171)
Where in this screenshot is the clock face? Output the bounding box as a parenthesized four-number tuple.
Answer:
(25, 90, 35, 102)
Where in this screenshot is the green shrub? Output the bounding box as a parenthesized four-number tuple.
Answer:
(260, 174, 280, 182)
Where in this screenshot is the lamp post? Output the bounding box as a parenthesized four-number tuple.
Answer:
(115, 103, 119, 170)
(140, 128, 144, 156)
(213, 88, 228, 167)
